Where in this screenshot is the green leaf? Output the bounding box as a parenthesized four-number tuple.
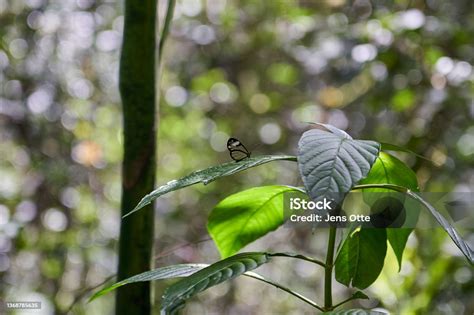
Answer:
(352, 183, 474, 264)
(360, 152, 419, 192)
(359, 152, 419, 270)
(160, 252, 270, 314)
(323, 309, 386, 315)
(335, 228, 387, 289)
(298, 126, 380, 202)
(406, 191, 473, 264)
(90, 252, 325, 310)
(89, 264, 207, 301)
(351, 291, 369, 300)
(125, 155, 296, 218)
(386, 228, 412, 269)
(208, 185, 303, 258)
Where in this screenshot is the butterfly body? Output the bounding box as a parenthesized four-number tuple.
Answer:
(227, 138, 251, 162)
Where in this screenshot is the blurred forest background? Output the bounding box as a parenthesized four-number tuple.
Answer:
(0, 0, 473, 314)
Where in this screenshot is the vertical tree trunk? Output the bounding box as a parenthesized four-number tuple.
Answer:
(116, 0, 157, 314)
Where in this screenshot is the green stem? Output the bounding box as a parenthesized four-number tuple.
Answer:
(158, 0, 176, 63)
(324, 226, 337, 311)
(244, 273, 324, 312)
(115, 0, 157, 314)
(332, 295, 362, 310)
(352, 183, 408, 193)
(268, 252, 326, 268)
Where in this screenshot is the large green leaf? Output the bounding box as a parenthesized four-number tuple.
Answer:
(352, 184, 474, 264)
(360, 152, 418, 193)
(90, 252, 325, 310)
(406, 191, 473, 264)
(298, 126, 380, 202)
(124, 155, 296, 218)
(335, 228, 387, 289)
(323, 309, 386, 315)
(89, 264, 207, 301)
(359, 152, 419, 270)
(161, 252, 270, 314)
(208, 185, 304, 258)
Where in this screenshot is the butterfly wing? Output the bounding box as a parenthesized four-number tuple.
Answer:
(229, 149, 251, 162)
(227, 138, 251, 162)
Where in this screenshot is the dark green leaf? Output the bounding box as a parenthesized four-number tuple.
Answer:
(89, 264, 207, 301)
(161, 252, 270, 314)
(298, 126, 380, 202)
(352, 184, 474, 264)
(89, 251, 324, 310)
(208, 185, 304, 258)
(335, 228, 387, 289)
(125, 155, 296, 218)
(406, 191, 473, 264)
(351, 291, 369, 300)
(386, 229, 412, 269)
(359, 152, 419, 270)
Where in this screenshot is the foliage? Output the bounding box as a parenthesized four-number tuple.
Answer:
(90, 264, 207, 301)
(92, 125, 472, 314)
(160, 252, 271, 314)
(335, 228, 387, 289)
(297, 126, 380, 200)
(2, 0, 474, 314)
(357, 152, 419, 270)
(126, 155, 296, 217)
(207, 185, 303, 258)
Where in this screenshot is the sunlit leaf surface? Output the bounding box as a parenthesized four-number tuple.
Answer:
(125, 155, 296, 218)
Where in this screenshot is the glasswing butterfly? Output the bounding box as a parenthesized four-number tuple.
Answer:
(227, 138, 251, 162)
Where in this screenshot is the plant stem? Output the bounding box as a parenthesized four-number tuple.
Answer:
(324, 226, 337, 311)
(115, 0, 157, 314)
(244, 273, 324, 312)
(332, 294, 366, 310)
(268, 252, 326, 268)
(352, 183, 408, 193)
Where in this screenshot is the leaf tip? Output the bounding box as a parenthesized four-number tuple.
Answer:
(353, 291, 369, 300)
(88, 291, 101, 303)
(122, 201, 148, 219)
